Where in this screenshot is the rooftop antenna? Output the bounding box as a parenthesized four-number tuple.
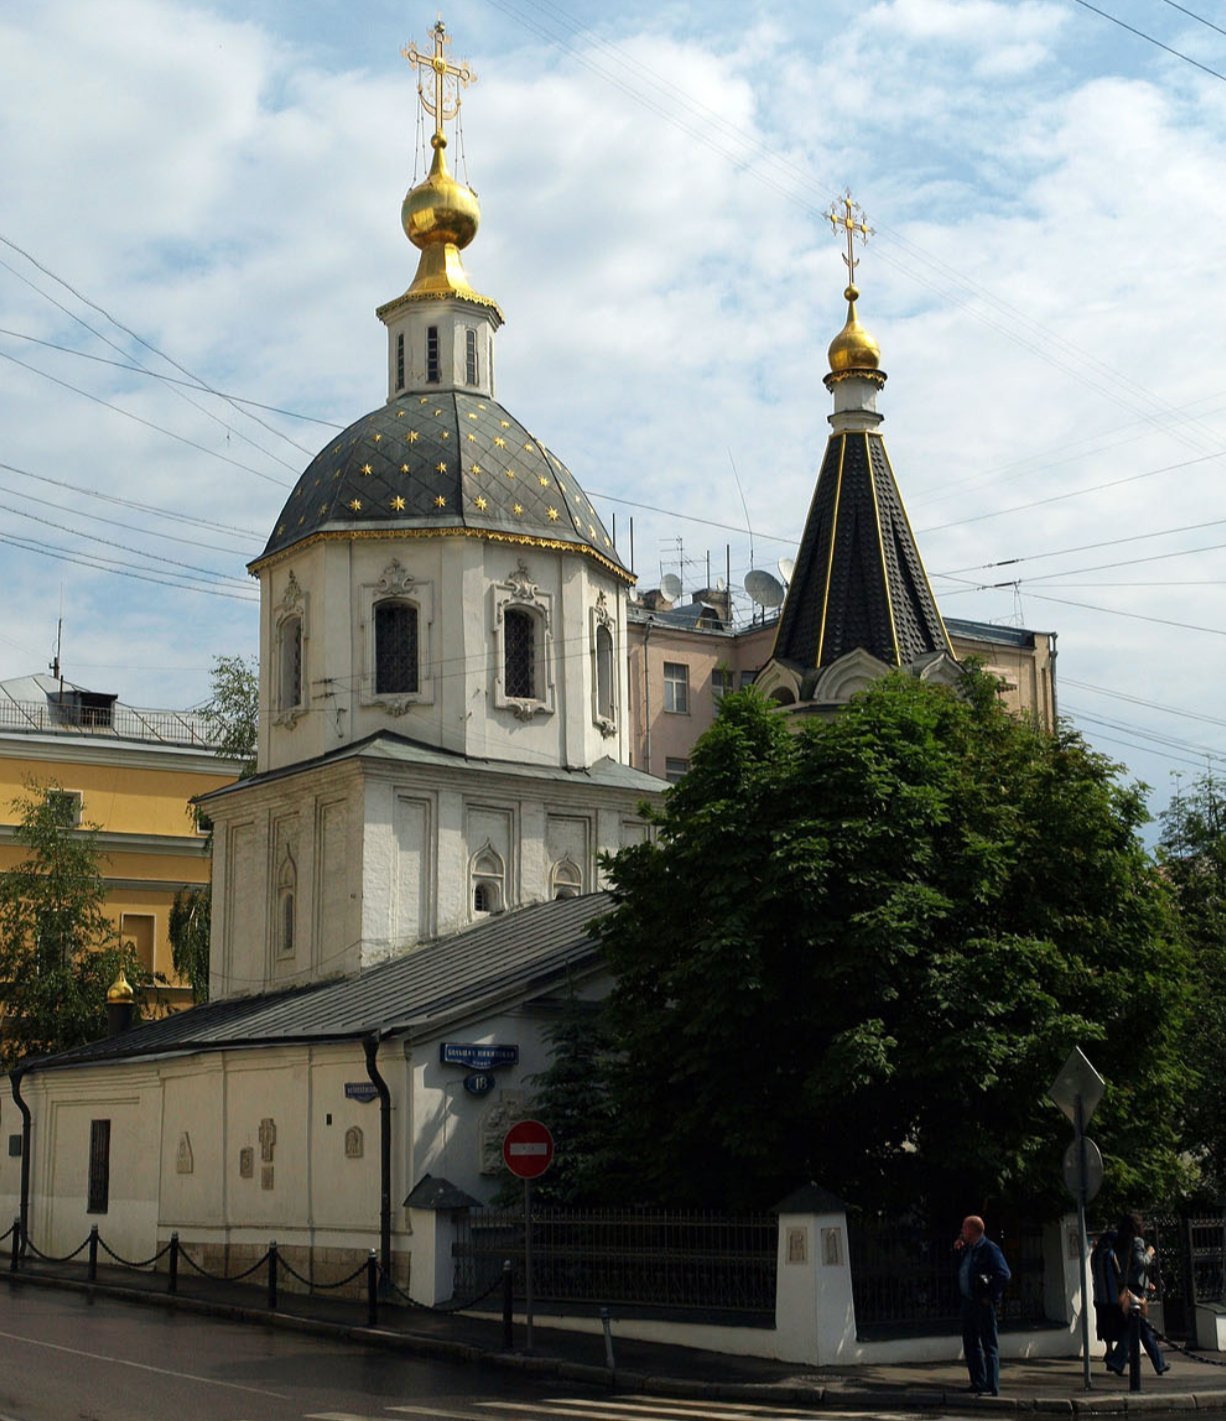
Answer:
(728, 449, 754, 567)
(50, 588, 64, 688)
(660, 573, 683, 602)
(744, 569, 784, 614)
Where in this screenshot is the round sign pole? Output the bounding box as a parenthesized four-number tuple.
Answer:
(502, 1120, 554, 1355)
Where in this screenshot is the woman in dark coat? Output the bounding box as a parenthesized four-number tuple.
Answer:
(1107, 1213, 1170, 1376)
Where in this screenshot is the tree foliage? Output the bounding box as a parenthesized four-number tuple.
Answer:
(589, 672, 1190, 1216)
(1158, 772, 1226, 1195)
(199, 653, 258, 773)
(169, 885, 211, 1003)
(0, 782, 145, 1065)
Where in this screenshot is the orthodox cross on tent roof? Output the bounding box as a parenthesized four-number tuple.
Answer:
(402, 19, 476, 143)
(827, 189, 874, 288)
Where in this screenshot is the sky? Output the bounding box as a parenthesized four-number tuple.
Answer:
(2, 0, 1225, 832)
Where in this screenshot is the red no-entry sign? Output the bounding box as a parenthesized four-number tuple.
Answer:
(502, 1119, 555, 1179)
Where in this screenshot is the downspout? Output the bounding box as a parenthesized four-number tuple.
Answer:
(363, 1034, 392, 1293)
(1048, 631, 1059, 724)
(642, 617, 653, 775)
(10, 1068, 30, 1253)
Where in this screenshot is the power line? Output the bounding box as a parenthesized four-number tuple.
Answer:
(0, 530, 258, 601)
(1069, 0, 1226, 82)
(1157, 0, 1226, 41)
(1062, 676, 1226, 729)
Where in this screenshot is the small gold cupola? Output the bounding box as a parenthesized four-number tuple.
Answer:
(399, 21, 498, 312)
(824, 192, 886, 392)
(106, 968, 135, 1004)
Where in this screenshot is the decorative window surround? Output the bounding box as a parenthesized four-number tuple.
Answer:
(361, 559, 435, 714)
(273, 571, 308, 729)
(471, 842, 506, 918)
(590, 591, 617, 738)
(551, 855, 583, 899)
(492, 560, 554, 721)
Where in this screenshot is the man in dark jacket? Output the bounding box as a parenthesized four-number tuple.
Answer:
(955, 1215, 1011, 1395)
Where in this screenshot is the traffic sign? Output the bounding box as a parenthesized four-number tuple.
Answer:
(502, 1119, 555, 1179)
(1063, 1136, 1104, 1203)
(1049, 1046, 1105, 1127)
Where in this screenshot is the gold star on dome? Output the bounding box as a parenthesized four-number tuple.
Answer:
(493, 436, 506, 448)
(505, 469, 516, 479)
(588, 523, 597, 538)
(332, 444, 342, 453)
(467, 433, 476, 442)
(547, 507, 559, 521)
(406, 431, 419, 443)
(277, 523, 286, 535)
(319, 502, 328, 513)
(349, 498, 363, 512)
(436, 461, 448, 473)
(388, 495, 405, 511)
(434, 495, 447, 508)
(419, 396, 429, 404)
(478, 403, 486, 410)
(513, 503, 524, 516)
(433, 409, 442, 417)
(396, 409, 405, 418)
(298, 515, 305, 525)
(313, 478, 321, 488)
(604, 535, 612, 546)
(471, 463, 483, 474)
(361, 463, 373, 475)
(474, 495, 488, 511)
(558, 484, 567, 495)
(466, 411, 478, 421)
(499, 419, 510, 428)
(440, 431, 450, 441)
(538, 475, 549, 487)
(401, 463, 410, 473)
(524, 442, 536, 452)
(373, 433, 383, 443)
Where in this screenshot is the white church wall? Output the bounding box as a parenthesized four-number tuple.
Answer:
(160, 1056, 226, 1228)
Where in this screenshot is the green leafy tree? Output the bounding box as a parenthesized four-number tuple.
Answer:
(592, 673, 1190, 1216)
(0, 782, 144, 1065)
(170, 655, 259, 1004)
(1158, 771, 1226, 1195)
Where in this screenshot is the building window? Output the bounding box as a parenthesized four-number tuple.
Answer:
(374, 600, 419, 695)
(280, 891, 295, 956)
(279, 615, 303, 711)
(551, 858, 583, 900)
(504, 608, 536, 700)
(465, 328, 478, 386)
(595, 624, 614, 722)
(712, 667, 734, 702)
(88, 1119, 111, 1214)
(663, 662, 689, 714)
(426, 326, 440, 384)
(276, 849, 297, 958)
(396, 332, 405, 391)
(665, 757, 689, 784)
(120, 913, 155, 975)
(45, 788, 82, 827)
(471, 845, 505, 917)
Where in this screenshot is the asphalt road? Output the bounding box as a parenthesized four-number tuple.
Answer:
(0, 1283, 842, 1421)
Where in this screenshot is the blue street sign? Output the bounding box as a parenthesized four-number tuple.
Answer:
(439, 1042, 519, 1070)
(463, 1072, 496, 1096)
(344, 1082, 379, 1103)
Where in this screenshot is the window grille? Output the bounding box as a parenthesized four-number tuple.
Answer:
(465, 328, 478, 385)
(552, 859, 583, 899)
(374, 601, 419, 695)
(473, 882, 492, 913)
(504, 609, 535, 699)
(472, 847, 505, 916)
(88, 1119, 111, 1214)
(427, 326, 440, 384)
(279, 616, 303, 710)
(663, 662, 689, 714)
(595, 625, 614, 721)
(396, 332, 405, 391)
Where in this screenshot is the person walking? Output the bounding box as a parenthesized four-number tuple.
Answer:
(1091, 1226, 1125, 1363)
(955, 1215, 1011, 1396)
(1106, 1213, 1170, 1376)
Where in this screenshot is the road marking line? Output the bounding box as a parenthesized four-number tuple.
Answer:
(386, 1407, 520, 1421)
(0, 1326, 291, 1400)
(505, 1400, 821, 1417)
(481, 1404, 822, 1421)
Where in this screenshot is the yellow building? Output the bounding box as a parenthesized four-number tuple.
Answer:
(0, 675, 242, 1006)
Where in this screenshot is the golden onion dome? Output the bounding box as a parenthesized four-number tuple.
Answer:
(106, 968, 135, 1004)
(402, 134, 480, 251)
(827, 284, 881, 375)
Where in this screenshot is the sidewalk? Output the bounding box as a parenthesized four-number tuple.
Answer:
(6, 1255, 1226, 1413)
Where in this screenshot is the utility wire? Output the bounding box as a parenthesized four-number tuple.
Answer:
(1157, 0, 1226, 41)
(1069, 0, 1226, 82)
(0, 531, 258, 601)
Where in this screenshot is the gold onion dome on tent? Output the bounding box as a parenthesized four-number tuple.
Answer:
(107, 968, 135, 1004)
(828, 283, 882, 375)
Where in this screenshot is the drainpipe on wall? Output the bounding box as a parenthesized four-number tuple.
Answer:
(642, 617, 654, 775)
(362, 1035, 392, 1295)
(1048, 631, 1059, 724)
(10, 1068, 30, 1254)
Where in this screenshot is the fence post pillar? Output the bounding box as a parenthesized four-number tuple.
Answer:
(168, 1233, 179, 1294)
(367, 1249, 378, 1328)
(502, 1259, 514, 1350)
(9, 1219, 19, 1273)
(773, 1185, 854, 1367)
(267, 1241, 278, 1311)
(88, 1224, 99, 1282)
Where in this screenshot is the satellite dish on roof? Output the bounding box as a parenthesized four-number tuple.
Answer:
(778, 557, 796, 586)
(744, 569, 784, 609)
(714, 577, 726, 592)
(660, 573, 683, 600)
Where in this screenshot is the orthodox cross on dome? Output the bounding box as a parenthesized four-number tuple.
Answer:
(402, 19, 475, 142)
(828, 190, 874, 288)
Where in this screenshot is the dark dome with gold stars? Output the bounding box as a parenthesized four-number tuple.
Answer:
(251, 391, 629, 580)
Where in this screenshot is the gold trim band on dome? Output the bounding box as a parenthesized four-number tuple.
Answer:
(375, 287, 505, 320)
(866, 431, 901, 666)
(249, 525, 636, 584)
(823, 367, 887, 390)
(815, 433, 847, 668)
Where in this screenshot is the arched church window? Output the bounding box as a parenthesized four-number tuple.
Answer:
(374, 601, 419, 695)
(471, 845, 505, 917)
(504, 608, 536, 700)
(277, 849, 297, 957)
(465, 328, 479, 386)
(279, 615, 303, 711)
(595, 624, 614, 722)
(427, 326, 440, 384)
(551, 858, 583, 900)
(396, 332, 405, 392)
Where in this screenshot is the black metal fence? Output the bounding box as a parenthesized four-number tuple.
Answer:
(452, 1207, 778, 1319)
(848, 1216, 1049, 1339)
(1148, 1213, 1226, 1338)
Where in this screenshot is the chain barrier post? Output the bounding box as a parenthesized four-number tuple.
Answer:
(87, 1224, 99, 1282)
(9, 1219, 19, 1273)
(1129, 1298, 1142, 1392)
(600, 1305, 616, 1376)
(168, 1232, 179, 1294)
(367, 1250, 378, 1328)
(267, 1241, 278, 1311)
(502, 1258, 514, 1350)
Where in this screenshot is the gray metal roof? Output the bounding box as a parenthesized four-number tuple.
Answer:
(946, 617, 1048, 648)
(24, 893, 611, 1073)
